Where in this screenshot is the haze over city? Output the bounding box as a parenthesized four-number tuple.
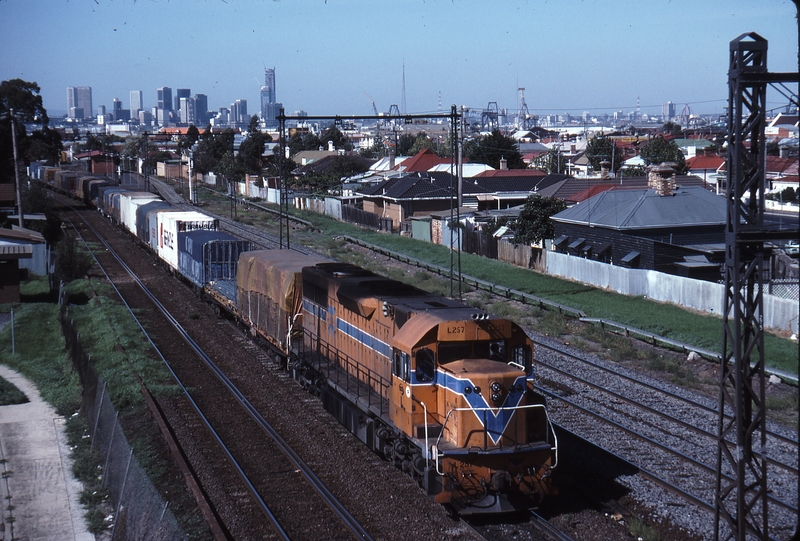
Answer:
(1, 0, 798, 120)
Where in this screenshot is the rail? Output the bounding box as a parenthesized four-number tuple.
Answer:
(580, 317, 798, 385)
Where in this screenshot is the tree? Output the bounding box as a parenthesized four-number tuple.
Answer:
(585, 135, 624, 173)
(408, 132, 436, 156)
(26, 126, 62, 165)
(177, 124, 200, 155)
(318, 125, 352, 151)
(464, 129, 525, 169)
(639, 136, 687, 174)
(236, 115, 272, 179)
(533, 146, 567, 174)
(0, 79, 49, 181)
(511, 194, 567, 245)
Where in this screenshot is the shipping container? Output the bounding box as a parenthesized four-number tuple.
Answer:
(97, 186, 126, 217)
(236, 250, 324, 351)
(86, 179, 110, 205)
(136, 201, 172, 243)
(155, 210, 219, 270)
(177, 230, 251, 288)
(119, 191, 160, 235)
(147, 208, 182, 252)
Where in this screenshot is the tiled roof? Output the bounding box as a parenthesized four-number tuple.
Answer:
(395, 148, 450, 172)
(766, 156, 798, 174)
(686, 155, 725, 170)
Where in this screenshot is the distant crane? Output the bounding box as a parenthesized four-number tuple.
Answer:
(362, 90, 379, 116)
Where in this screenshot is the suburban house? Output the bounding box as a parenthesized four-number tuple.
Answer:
(550, 164, 728, 280)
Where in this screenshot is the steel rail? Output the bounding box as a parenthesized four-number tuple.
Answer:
(540, 389, 797, 515)
(66, 201, 374, 541)
(529, 510, 578, 541)
(536, 353, 798, 477)
(61, 209, 290, 541)
(533, 339, 797, 448)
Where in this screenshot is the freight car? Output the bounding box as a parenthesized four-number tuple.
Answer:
(40, 172, 558, 514)
(235, 251, 558, 514)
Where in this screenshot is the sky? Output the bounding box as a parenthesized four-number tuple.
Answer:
(1, 0, 797, 121)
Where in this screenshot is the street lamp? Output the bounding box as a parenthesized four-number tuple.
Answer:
(9, 109, 24, 228)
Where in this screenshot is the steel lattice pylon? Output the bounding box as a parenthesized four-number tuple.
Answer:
(716, 32, 792, 541)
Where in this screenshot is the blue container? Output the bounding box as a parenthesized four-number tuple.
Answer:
(177, 230, 251, 287)
(136, 201, 172, 243)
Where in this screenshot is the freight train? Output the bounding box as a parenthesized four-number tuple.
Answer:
(30, 164, 559, 514)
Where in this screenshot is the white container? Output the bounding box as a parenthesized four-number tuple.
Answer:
(155, 211, 219, 270)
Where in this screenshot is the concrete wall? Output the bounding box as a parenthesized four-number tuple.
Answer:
(546, 251, 799, 333)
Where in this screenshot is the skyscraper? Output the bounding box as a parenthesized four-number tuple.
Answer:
(194, 94, 208, 125)
(174, 88, 191, 112)
(263, 68, 276, 103)
(66, 86, 93, 119)
(231, 99, 248, 127)
(130, 90, 143, 117)
(260, 67, 282, 129)
(157, 87, 173, 111)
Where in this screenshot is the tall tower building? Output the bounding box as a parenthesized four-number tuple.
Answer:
(662, 101, 675, 122)
(157, 87, 173, 111)
(130, 90, 143, 117)
(174, 88, 191, 112)
(263, 68, 276, 103)
(260, 67, 282, 129)
(231, 99, 248, 127)
(194, 94, 208, 125)
(66, 86, 93, 119)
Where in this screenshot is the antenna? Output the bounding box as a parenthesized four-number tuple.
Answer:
(401, 61, 407, 115)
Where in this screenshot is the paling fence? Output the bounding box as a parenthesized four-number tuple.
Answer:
(60, 304, 187, 541)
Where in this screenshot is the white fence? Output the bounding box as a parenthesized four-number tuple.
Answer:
(546, 251, 799, 334)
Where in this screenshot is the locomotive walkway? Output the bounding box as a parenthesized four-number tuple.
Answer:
(0, 364, 92, 541)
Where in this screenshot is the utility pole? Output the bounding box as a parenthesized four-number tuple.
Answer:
(9, 109, 23, 228)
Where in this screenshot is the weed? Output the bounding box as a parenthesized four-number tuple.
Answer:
(0, 377, 27, 406)
(628, 516, 660, 541)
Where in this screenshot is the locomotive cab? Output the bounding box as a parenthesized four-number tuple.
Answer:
(389, 310, 557, 514)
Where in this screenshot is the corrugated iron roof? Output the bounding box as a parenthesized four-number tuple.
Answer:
(551, 186, 727, 230)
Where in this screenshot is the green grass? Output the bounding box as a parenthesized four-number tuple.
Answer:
(0, 278, 205, 539)
(279, 210, 799, 375)
(0, 378, 27, 406)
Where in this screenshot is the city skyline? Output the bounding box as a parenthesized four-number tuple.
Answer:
(1, 1, 797, 120)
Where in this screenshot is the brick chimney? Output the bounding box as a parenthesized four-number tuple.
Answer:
(648, 162, 677, 196)
(600, 160, 611, 180)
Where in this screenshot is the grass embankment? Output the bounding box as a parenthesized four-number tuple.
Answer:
(0, 276, 207, 538)
(199, 187, 798, 376)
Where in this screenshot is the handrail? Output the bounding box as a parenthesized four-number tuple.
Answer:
(411, 396, 431, 465)
(434, 403, 558, 475)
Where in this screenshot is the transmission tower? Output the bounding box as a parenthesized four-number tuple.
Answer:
(401, 62, 407, 115)
(715, 32, 799, 541)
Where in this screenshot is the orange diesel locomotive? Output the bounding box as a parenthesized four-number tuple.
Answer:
(241, 252, 558, 514)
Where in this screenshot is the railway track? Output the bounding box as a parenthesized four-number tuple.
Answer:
(534, 337, 798, 540)
(101, 176, 799, 539)
(59, 197, 374, 540)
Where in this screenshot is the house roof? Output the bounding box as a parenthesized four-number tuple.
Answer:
(686, 155, 725, 171)
(766, 156, 798, 175)
(551, 186, 727, 230)
(395, 148, 450, 172)
(474, 168, 547, 178)
(361, 172, 466, 200)
(293, 154, 374, 176)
